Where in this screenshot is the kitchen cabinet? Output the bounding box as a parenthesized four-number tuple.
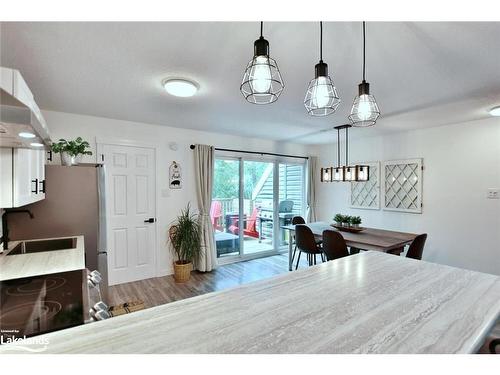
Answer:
(12, 69, 35, 109)
(0, 147, 46, 208)
(0, 67, 14, 95)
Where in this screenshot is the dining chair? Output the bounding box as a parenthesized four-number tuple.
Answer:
(294, 224, 324, 269)
(406, 233, 428, 260)
(322, 230, 349, 261)
(290, 216, 305, 264)
(489, 338, 500, 354)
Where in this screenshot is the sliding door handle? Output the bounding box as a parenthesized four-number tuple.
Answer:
(144, 218, 156, 223)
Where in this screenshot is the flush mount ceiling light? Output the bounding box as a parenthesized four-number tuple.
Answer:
(30, 142, 44, 147)
(349, 22, 380, 127)
(304, 22, 340, 117)
(240, 22, 285, 105)
(489, 106, 500, 117)
(163, 79, 198, 97)
(19, 132, 36, 139)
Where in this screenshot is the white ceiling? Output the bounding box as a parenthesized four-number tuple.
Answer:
(1, 22, 499, 144)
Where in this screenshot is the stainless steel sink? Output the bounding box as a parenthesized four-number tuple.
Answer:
(7, 237, 77, 255)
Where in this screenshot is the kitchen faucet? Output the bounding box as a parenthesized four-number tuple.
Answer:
(1, 209, 34, 250)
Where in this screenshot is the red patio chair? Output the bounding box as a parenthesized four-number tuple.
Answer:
(228, 207, 259, 239)
(210, 200, 223, 231)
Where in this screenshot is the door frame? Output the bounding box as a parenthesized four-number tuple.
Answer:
(96, 137, 160, 279)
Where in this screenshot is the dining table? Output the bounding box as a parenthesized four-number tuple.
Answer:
(281, 221, 418, 271)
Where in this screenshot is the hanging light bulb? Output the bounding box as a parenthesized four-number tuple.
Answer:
(241, 22, 284, 104)
(320, 167, 333, 183)
(349, 22, 380, 127)
(304, 22, 340, 116)
(251, 56, 272, 93)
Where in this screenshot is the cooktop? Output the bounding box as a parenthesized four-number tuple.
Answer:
(0, 270, 85, 342)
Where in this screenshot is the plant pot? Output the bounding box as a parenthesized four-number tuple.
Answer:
(60, 152, 83, 166)
(352, 224, 360, 229)
(343, 222, 351, 227)
(173, 261, 192, 283)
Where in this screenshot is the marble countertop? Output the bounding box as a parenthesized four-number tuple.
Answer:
(1, 251, 499, 354)
(0, 235, 85, 281)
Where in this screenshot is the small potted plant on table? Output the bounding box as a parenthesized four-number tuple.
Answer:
(51, 137, 93, 166)
(351, 216, 362, 228)
(168, 204, 201, 283)
(342, 215, 352, 227)
(333, 214, 343, 226)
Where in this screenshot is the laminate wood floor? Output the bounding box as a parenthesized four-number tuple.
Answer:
(109, 252, 313, 309)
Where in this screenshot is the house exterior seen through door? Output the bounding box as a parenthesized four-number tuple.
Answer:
(212, 153, 306, 263)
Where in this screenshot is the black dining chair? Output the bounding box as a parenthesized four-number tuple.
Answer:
(406, 233, 428, 260)
(489, 338, 500, 354)
(322, 230, 350, 261)
(294, 224, 324, 269)
(290, 216, 305, 264)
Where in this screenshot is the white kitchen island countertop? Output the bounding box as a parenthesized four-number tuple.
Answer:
(1, 251, 499, 354)
(0, 235, 85, 281)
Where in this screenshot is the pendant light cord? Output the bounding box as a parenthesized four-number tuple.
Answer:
(362, 21, 366, 82)
(345, 127, 349, 166)
(319, 21, 323, 62)
(260, 21, 263, 38)
(337, 128, 340, 167)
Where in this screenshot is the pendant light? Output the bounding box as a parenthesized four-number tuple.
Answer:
(240, 22, 285, 105)
(304, 22, 340, 116)
(332, 126, 344, 182)
(322, 124, 370, 182)
(349, 22, 380, 127)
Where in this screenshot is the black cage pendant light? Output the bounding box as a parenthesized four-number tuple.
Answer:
(349, 22, 380, 127)
(304, 22, 340, 116)
(240, 22, 285, 105)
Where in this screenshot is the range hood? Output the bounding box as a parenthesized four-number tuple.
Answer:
(0, 67, 51, 149)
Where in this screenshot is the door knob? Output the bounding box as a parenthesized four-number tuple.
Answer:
(144, 218, 156, 223)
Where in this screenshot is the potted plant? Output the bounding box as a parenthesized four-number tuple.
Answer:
(351, 216, 362, 228)
(168, 204, 201, 283)
(51, 137, 93, 166)
(342, 215, 352, 227)
(333, 214, 343, 226)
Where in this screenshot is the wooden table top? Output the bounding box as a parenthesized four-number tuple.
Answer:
(282, 221, 418, 251)
(2, 252, 499, 354)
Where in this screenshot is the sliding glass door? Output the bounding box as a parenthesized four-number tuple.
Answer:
(212, 154, 306, 262)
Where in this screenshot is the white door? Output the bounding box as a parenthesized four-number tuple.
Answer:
(101, 144, 157, 285)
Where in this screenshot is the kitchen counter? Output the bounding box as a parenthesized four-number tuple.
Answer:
(1, 251, 499, 354)
(0, 236, 85, 281)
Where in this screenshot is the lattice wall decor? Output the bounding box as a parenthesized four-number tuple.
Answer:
(350, 162, 380, 210)
(382, 159, 423, 213)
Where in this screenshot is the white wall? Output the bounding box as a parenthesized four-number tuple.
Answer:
(310, 117, 500, 275)
(42, 110, 310, 277)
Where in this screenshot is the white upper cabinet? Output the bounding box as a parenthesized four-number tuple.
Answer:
(0, 67, 14, 95)
(12, 69, 35, 109)
(0, 148, 46, 208)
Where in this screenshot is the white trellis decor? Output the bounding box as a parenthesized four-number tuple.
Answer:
(382, 158, 423, 213)
(350, 162, 380, 210)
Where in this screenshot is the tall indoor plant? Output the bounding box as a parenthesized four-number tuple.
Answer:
(51, 137, 93, 166)
(168, 204, 201, 283)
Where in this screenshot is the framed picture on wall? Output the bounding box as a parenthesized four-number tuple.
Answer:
(350, 161, 380, 210)
(382, 158, 423, 214)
